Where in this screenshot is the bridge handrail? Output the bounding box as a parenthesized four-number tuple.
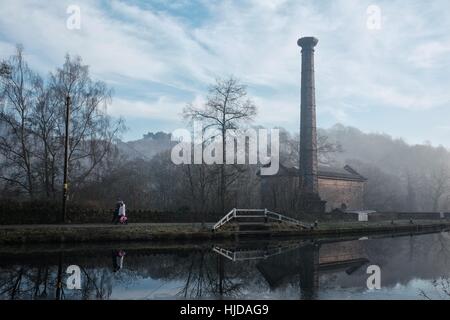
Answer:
(266, 210, 311, 228)
(212, 246, 235, 260)
(213, 243, 305, 261)
(212, 208, 235, 230)
(212, 208, 311, 230)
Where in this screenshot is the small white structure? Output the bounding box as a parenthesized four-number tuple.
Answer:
(347, 210, 376, 222)
(358, 212, 368, 222)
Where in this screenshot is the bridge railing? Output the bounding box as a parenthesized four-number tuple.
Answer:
(212, 243, 305, 261)
(212, 208, 311, 231)
(265, 210, 310, 228)
(212, 208, 236, 230)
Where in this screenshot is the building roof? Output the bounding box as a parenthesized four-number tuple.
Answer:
(258, 163, 367, 182)
(318, 165, 367, 182)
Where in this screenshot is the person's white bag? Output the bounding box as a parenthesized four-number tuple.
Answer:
(119, 203, 126, 216)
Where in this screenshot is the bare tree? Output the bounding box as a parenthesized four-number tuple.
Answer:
(427, 163, 450, 212)
(48, 55, 125, 197)
(31, 75, 59, 198)
(0, 47, 125, 205)
(0, 46, 39, 197)
(404, 170, 417, 212)
(317, 133, 342, 165)
(183, 77, 256, 214)
(182, 163, 215, 218)
(280, 130, 342, 167)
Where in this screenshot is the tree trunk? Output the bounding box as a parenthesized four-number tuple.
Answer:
(221, 128, 226, 214)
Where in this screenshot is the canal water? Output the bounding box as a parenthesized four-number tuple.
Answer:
(1, 231, 450, 300)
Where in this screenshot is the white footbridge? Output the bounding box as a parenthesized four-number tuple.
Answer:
(212, 208, 312, 231)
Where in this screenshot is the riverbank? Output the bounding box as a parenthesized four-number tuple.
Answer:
(1, 219, 450, 244)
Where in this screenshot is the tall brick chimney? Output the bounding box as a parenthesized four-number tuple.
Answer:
(297, 36, 326, 213)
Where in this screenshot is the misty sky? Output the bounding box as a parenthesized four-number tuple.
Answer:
(1, 0, 450, 145)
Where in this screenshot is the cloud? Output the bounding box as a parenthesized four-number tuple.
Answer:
(1, 0, 450, 144)
(408, 41, 450, 68)
(110, 95, 193, 121)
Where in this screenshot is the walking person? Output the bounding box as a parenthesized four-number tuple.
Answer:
(118, 200, 128, 224)
(112, 198, 122, 224)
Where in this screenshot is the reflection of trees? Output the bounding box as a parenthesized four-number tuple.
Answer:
(55, 253, 64, 300)
(416, 233, 450, 299)
(2, 233, 449, 300)
(420, 278, 450, 300)
(0, 254, 117, 300)
(433, 233, 450, 263)
(80, 267, 112, 300)
(0, 265, 54, 300)
(178, 251, 244, 299)
(33, 265, 50, 299)
(70, 265, 136, 300)
(0, 267, 24, 299)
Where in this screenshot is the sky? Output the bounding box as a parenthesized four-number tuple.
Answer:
(0, 0, 450, 145)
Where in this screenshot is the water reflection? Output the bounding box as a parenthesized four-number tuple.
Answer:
(1, 231, 450, 300)
(212, 240, 370, 299)
(112, 250, 126, 273)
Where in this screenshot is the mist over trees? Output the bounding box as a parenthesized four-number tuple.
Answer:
(321, 125, 450, 212)
(96, 124, 450, 215)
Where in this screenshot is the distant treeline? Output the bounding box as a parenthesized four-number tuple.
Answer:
(322, 124, 450, 212)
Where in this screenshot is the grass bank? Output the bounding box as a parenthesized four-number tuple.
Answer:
(0, 219, 449, 244)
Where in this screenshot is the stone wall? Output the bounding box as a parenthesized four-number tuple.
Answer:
(260, 176, 365, 214)
(369, 212, 450, 221)
(318, 178, 365, 211)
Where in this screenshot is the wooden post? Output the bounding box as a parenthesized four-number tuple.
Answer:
(62, 96, 70, 223)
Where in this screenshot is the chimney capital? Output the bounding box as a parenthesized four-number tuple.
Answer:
(297, 37, 318, 48)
